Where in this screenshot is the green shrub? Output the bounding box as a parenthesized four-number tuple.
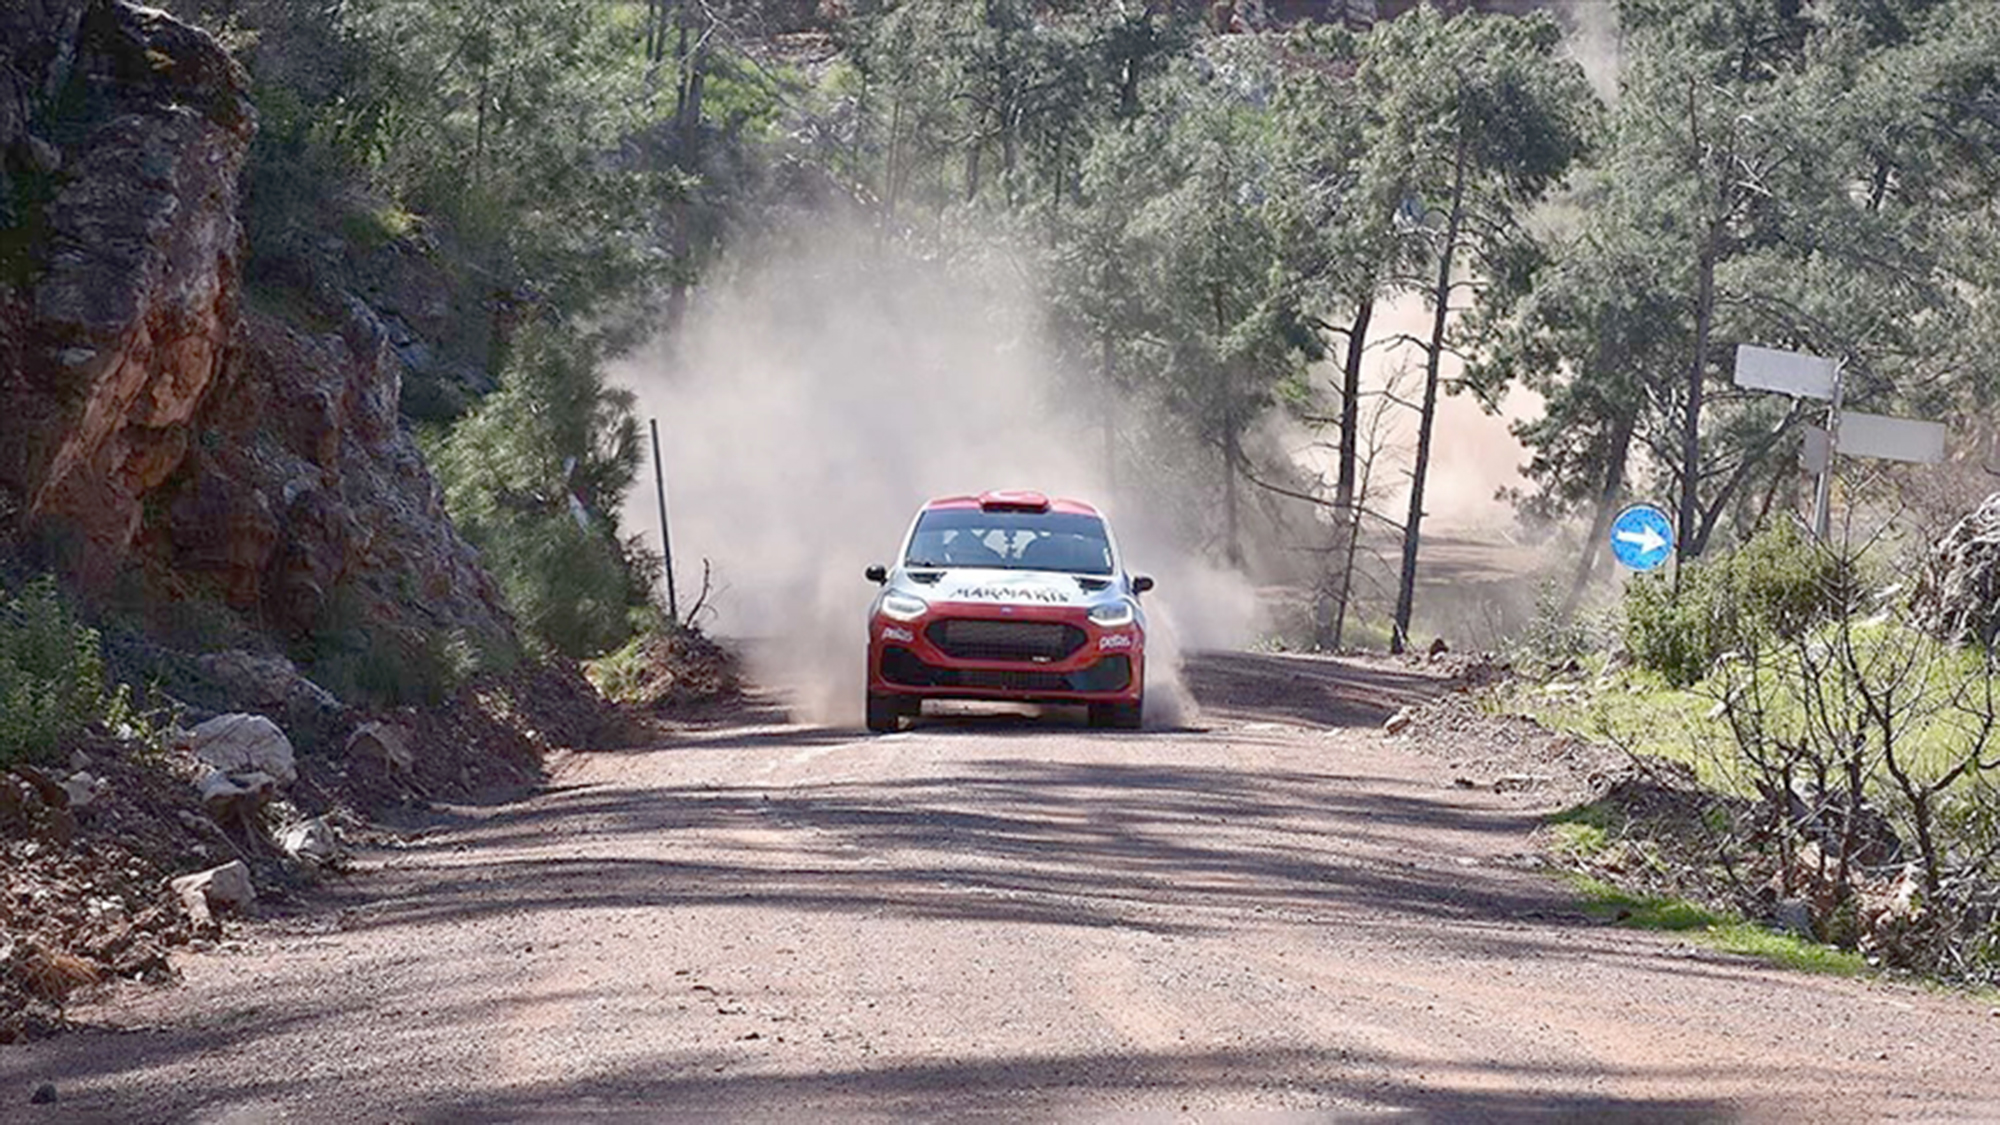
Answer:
(0, 578, 111, 767)
(1624, 521, 1864, 687)
(297, 580, 516, 709)
(432, 321, 650, 660)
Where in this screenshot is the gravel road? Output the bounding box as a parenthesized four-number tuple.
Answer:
(6, 652, 2000, 1123)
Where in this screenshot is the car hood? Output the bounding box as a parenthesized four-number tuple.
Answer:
(897, 567, 1118, 610)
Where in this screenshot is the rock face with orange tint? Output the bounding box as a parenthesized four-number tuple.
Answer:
(144, 306, 515, 646)
(2, 1, 514, 657)
(1, 3, 253, 579)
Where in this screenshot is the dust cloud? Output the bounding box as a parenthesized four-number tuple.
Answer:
(611, 226, 1253, 726)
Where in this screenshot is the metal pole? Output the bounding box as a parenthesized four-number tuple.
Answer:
(650, 418, 679, 625)
(1811, 360, 1844, 542)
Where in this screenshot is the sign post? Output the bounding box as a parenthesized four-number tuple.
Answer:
(1732, 344, 1946, 543)
(650, 418, 679, 625)
(1810, 360, 1844, 541)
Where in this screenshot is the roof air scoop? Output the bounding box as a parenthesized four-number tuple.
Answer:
(978, 490, 1051, 513)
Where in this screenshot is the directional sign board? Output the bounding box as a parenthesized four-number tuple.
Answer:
(1835, 411, 1947, 464)
(1734, 345, 1838, 400)
(1610, 504, 1675, 572)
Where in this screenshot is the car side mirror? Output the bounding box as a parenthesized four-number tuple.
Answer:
(1132, 575, 1155, 595)
(865, 564, 888, 584)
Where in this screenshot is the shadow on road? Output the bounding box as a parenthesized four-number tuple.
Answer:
(1179, 649, 1449, 729)
(0, 652, 1874, 1123)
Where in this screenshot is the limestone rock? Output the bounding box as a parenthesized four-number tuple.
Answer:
(1913, 493, 2000, 644)
(1774, 897, 1815, 939)
(60, 771, 102, 809)
(278, 817, 342, 865)
(170, 860, 255, 927)
(196, 767, 276, 822)
(193, 650, 345, 750)
(1383, 706, 1414, 736)
(346, 721, 415, 774)
(180, 713, 296, 786)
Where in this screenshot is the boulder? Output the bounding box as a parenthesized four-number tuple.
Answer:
(59, 771, 102, 809)
(170, 860, 255, 928)
(195, 650, 342, 717)
(196, 767, 277, 822)
(1913, 492, 2000, 644)
(345, 721, 415, 774)
(180, 713, 296, 786)
(278, 817, 342, 865)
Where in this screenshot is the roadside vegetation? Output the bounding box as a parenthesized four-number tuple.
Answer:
(1503, 522, 2000, 988)
(0, 579, 112, 770)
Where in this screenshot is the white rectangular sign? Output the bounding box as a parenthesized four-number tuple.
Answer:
(1735, 344, 1837, 400)
(1837, 411, 1947, 464)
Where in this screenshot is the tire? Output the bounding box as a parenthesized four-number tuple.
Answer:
(865, 693, 905, 733)
(1089, 697, 1143, 730)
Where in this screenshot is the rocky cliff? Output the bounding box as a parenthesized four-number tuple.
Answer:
(1, 0, 514, 665)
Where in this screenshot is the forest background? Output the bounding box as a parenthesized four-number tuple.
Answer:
(143, 0, 2000, 663)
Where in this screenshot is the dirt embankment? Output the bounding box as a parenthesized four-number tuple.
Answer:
(1, 658, 624, 1043)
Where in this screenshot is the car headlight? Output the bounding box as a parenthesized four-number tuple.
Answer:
(879, 592, 930, 621)
(1089, 601, 1136, 628)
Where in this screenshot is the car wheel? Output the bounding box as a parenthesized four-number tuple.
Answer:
(865, 693, 905, 733)
(1090, 698, 1143, 730)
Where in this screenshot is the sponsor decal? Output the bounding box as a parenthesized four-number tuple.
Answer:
(947, 584, 1073, 604)
(1098, 633, 1134, 651)
(881, 626, 915, 643)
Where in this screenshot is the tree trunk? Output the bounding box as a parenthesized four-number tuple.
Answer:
(1334, 296, 1372, 519)
(1680, 233, 1718, 562)
(1392, 138, 1467, 654)
(1223, 416, 1241, 567)
(1563, 407, 1636, 620)
(680, 52, 705, 161)
(1317, 296, 1373, 650)
(473, 59, 489, 186)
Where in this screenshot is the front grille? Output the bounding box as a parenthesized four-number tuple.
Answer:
(879, 647, 1130, 694)
(927, 618, 1086, 663)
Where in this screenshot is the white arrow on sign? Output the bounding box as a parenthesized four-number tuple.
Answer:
(1615, 525, 1669, 556)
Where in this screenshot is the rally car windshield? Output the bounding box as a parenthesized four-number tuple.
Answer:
(904, 509, 1115, 576)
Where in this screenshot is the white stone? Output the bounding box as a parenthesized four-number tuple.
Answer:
(1383, 707, 1414, 735)
(61, 772, 102, 808)
(182, 713, 297, 785)
(197, 768, 277, 820)
(279, 817, 342, 864)
(170, 861, 256, 926)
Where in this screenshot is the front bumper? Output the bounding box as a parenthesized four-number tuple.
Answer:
(867, 604, 1143, 705)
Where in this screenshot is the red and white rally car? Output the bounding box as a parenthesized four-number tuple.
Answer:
(864, 491, 1153, 732)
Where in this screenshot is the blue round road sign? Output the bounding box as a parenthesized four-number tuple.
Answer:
(1610, 504, 1675, 571)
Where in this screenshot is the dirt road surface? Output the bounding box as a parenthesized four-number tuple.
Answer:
(7, 652, 2000, 1122)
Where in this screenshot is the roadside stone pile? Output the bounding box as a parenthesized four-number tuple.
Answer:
(1913, 491, 2000, 644)
(2, 708, 352, 1042)
(1381, 689, 1625, 806)
(2, 652, 621, 1040)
